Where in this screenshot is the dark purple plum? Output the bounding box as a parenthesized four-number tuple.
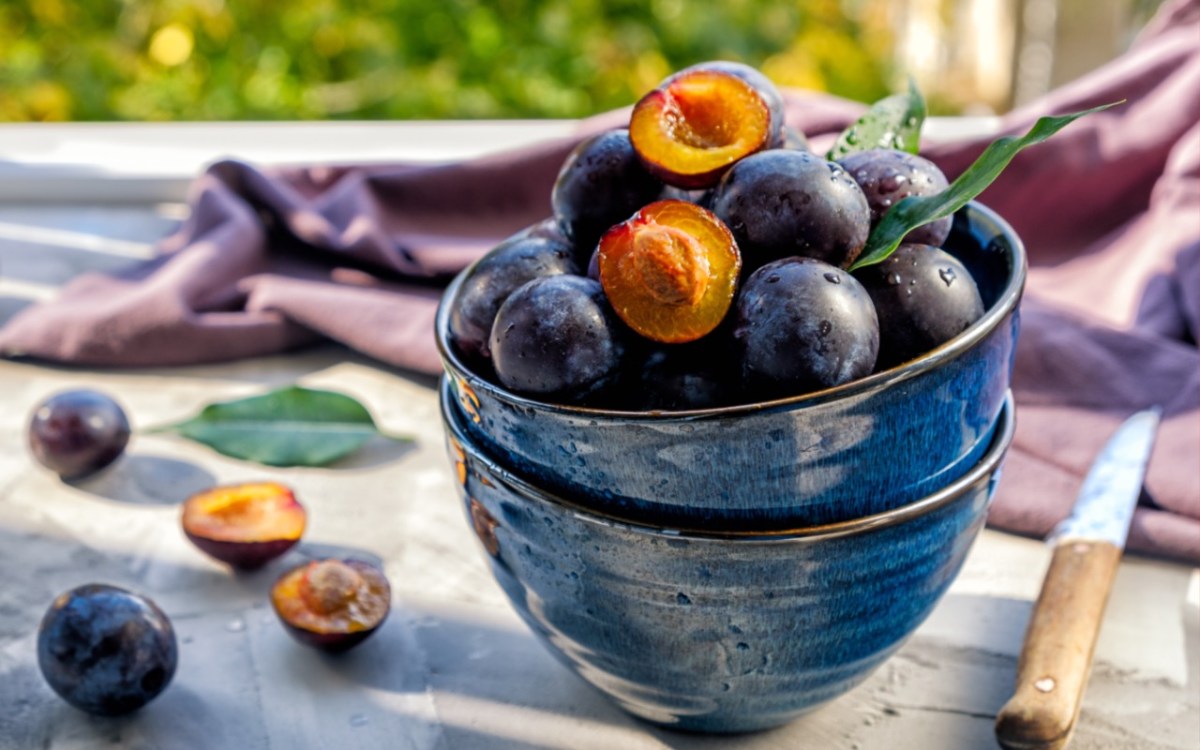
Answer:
(837, 149, 952, 246)
(710, 150, 871, 272)
(28, 390, 131, 480)
(734, 257, 879, 397)
(552, 129, 664, 252)
(489, 275, 628, 403)
(624, 340, 737, 411)
(855, 243, 984, 369)
(448, 234, 580, 363)
(37, 584, 177, 716)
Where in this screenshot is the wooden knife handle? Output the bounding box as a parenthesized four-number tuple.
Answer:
(995, 540, 1122, 750)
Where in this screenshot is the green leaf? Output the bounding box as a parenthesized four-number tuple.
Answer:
(826, 78, 926, 160)
(161, 386, 410, 467)
(848, 101, 1122, 271)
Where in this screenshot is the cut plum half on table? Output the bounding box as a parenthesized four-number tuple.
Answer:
(271, 559, 391, 652)
(182, 482, 306, 569)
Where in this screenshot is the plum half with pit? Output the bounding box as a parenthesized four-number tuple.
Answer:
(855, 243, 984, 369)
(734, 257, 879, 398)
(597, 199, 741, 344)
(448, 233, 580, 363)
(489, 275, 628, 403)
(552, 128, 664, 252)
(838, 148, 952, 247)
(37, 584, 177, 716)
(182, 482, 306, 569)
(271, 559, 391, 652)
(28, 389, 131, 480)
(711, 149, 871, 272)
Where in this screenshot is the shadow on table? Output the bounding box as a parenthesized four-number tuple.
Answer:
(330, 591, 1041, 749)
(72, 453, 216, 506)
(326, 433, 421, 471)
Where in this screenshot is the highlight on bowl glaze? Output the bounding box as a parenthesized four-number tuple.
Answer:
(436, 202, 1025, 528)
(441, 386, 1015, 733)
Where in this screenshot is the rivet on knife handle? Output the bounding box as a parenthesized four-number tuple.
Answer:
(994, 539, 1122, 750)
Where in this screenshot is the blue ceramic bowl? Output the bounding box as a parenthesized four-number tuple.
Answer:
(442, 385, 1015, 733)
(436, 202, 1024, 527)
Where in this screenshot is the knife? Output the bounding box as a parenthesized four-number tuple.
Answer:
(995, 407, 1161, 750)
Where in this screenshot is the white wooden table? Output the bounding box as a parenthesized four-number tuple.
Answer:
(0, 122, 1195, 750)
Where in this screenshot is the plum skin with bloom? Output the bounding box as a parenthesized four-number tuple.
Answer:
(37, 584, 178, 716)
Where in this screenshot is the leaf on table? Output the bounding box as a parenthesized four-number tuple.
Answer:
(848, 101, 1123, 271)
(158, 386, 412, 467)
(826, 78, 926, 161)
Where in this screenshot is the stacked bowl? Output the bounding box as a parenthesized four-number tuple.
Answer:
(436, 201, 1023, 732)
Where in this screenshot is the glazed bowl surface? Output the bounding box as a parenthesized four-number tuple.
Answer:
(442, 384, 1015, 733)
(437, 202, 1023, 527)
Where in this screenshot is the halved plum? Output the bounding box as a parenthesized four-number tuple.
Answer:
(629, 66, 774, 189)
(270, 559, 391, 652)
(181, 483, 306, 569)
(598, 200, 741, 344)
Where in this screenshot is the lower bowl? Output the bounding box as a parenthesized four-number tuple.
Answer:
(441, 386, 1015, 733)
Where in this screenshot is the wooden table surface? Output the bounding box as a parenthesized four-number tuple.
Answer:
(0, 124, 1196, 750)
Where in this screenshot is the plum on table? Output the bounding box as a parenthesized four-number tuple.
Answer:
(37, 584, 177, 716)
(271, 559, 391, 652)
(28, 389, 130, 480)
(181, 482, 307, 570)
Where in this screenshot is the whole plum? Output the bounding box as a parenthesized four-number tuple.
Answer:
(552, 129, 664, 251)
(448, 234, 580, 363)
(837, 148, 952, 247)
(489, 275, 628, 403)
(734, 257, 879, 397)
(855, 243, 984, 369)
(711, 150, 871, 272)
(28, 389, 131, 480)
(37, 584, 177, 716)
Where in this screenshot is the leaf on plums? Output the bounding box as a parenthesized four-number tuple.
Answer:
(159, 386, 411, 467)
(849, 101, 1122, 271)
(826, 78, 926, 160)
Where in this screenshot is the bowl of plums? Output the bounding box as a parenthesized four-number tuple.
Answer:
(437, 61, 1099, 731)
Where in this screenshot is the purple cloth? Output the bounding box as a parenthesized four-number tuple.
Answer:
(3, 0, 1197, 561)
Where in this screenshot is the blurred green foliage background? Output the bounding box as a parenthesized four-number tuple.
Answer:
(0, 0, 893, 121)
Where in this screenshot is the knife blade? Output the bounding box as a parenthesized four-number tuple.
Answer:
(995, 407, 1160, 750)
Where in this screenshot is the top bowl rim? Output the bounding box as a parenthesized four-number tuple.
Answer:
(444, 383, 1015, 542)
(435, 200, 1026, 420)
